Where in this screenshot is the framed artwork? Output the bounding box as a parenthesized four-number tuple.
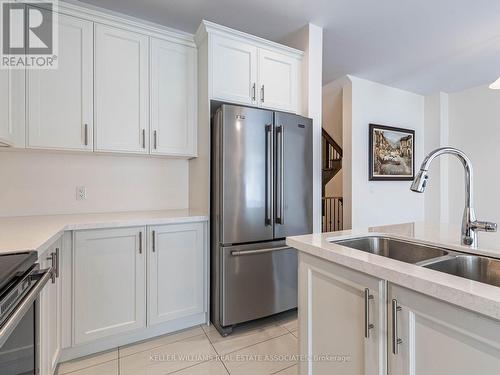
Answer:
(369, 124, 415, 181)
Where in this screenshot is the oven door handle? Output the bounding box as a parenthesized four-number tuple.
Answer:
(0, 268, 52, 348)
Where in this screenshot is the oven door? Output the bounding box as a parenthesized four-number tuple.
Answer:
(0, 269, 51, 375)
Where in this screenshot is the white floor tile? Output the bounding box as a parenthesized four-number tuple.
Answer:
(273, 364, 298, 375)
(222, 333, 298, 375)
(119, 326, 204, 358)
(120, 334, 217, 375)
(170, 359, 229, 375)
(57, 359, 118, 375)
(206, 323, 288, 356)
(58, 349, 118, 374)
(281, 319, 298, 333)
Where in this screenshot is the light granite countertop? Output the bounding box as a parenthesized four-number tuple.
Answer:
(0, 209, 208, 255)
(287, 222, 500, 321)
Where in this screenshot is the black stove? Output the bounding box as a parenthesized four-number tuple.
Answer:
(0, 251, 49, 375)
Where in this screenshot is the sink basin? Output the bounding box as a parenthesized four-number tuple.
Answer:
(333, 236, 449, 264)
(424, 255, 500, 287)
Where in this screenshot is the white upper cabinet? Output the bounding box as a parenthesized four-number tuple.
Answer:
(151, 37, 197, 156)
(211, 35, 258, 106)
(258, 49, 299, 113)
(27, 12, 93, 151)
(199, 21, 303, 114)
(94, 24, 149, 154)
(0, 68, 25, 147)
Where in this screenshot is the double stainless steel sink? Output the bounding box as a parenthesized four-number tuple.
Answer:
(332, 236, 500, 288)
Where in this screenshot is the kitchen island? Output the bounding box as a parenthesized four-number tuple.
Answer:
(287, 222, 500, 375)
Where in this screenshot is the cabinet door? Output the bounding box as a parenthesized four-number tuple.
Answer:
(95, 24, 149, 153)
(258, 49, 299, 113)
(211, 35, 258, 105)
(299, 253, 386, 375)
(151, 37, 197, 156)
(27, 12, 93, 151)
(147, 223, 205, 325)
(40, 239, 62, 375)
(0, 68, 25, 147)
(73, 227, 146, 344)
(388, 283, 500, 375)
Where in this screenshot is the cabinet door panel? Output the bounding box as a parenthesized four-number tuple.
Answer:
(40, 238, 62, 375)
(299, 253, 386, 375)
(0, 68, 25, 147)
(258, 49, 299, 113)
(95, 24, 149, 153)
(148, 223, 204, 325)
(212, 35, 257, 105)
(73, 227, 146, 344)
(388, 284, 500, 375)
(151, 38, 196, 156)
(27, 12, 93, 150)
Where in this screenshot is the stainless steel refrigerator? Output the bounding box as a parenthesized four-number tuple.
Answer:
(211, 104, 313, 335)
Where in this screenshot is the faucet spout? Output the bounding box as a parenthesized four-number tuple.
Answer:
(411, 147, 496, 247)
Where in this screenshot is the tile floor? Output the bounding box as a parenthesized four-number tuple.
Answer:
(57, 311, 298, 375)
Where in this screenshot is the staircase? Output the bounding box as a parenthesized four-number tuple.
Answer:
(322, 128, 342, 196)
(322, 128, 343, 231)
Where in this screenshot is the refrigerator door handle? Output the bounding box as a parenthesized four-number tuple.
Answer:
(265, 124, 273, 226)
(276, 125, 285, 224)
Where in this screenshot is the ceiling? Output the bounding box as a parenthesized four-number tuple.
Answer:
(77, 0, 500, 94)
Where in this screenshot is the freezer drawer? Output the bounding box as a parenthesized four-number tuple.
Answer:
(221, 242, 297, 326)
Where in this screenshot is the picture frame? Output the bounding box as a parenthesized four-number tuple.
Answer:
(369, 123, 415, 181)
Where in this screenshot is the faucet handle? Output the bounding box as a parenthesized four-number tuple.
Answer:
(473, 221, 497, 232)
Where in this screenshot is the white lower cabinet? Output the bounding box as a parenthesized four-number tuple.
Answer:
(73, 227, 146, 344)
(388, 283, 500, 375)
(147, 223, 205, 325)
(299, 253, 386, 375)
(70, 222, 207, 352)
(40, 238, 62, 375)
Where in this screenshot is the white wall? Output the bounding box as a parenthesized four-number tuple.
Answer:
(0, 150, 189, 217)
(447, 84, 500, 227)
(322, 79, 344, 197)
(423, 93, 449, 224)
(282, 23, 323, 233)
(345, 76, 425, 229)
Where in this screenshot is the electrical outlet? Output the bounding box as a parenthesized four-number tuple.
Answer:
(76, 186, 87, 201)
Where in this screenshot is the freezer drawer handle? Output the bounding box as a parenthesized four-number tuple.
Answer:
(231, 246, 290, 257)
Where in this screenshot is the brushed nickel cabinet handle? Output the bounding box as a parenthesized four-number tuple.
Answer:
(392, 299, 403, 354)
(252, 83, 256, 101)
(153, 130, 157, 149)
(46, 253, 56, 284)
(139, 231, 143, 254)
(261, 85, 265, 102)
(142, 129, 146, 148)
(152, 230, 156, 252)
(364, 288, 374, 338)
(55, 248, 60, 279)
(84, 124, 88, 146)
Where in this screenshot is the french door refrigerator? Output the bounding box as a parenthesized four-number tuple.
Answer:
(211, 104, 313, 335)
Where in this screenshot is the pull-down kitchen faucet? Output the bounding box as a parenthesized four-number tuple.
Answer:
(410, 147, 497, 247)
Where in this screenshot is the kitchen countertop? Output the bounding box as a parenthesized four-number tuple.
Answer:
(0, 209, 208, 255)
(287, 222, 500, 321)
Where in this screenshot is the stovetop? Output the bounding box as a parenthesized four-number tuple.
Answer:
(0, 252, 37, 293)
